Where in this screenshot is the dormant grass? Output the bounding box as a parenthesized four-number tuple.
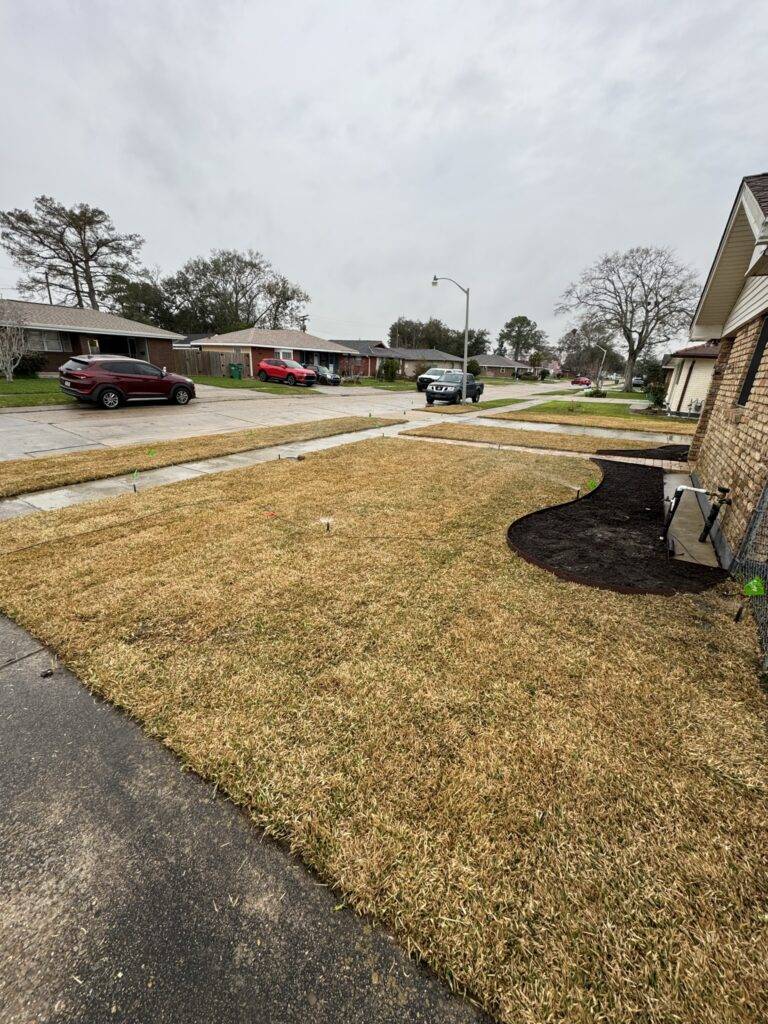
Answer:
(489, 408, 698, 434)
(402, 421, 664, 454)
(0, 416, 403, 499)
(0, 439, 764, 1022)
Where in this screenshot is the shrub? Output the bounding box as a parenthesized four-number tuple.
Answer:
(584, 387, 607, 398)
(645, 380, 667, 408)
(377, 358, 399, 382)
(466, 358, 481, 377)
(14, 352, 46, 377)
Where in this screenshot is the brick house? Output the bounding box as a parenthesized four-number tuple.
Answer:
(194, 328, 358, 376)
(1, 299, 183, 373)
(688, 173, 768, 566)
(474, 354, 532, 377)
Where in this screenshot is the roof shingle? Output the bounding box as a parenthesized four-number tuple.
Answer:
(0, 299, 184, 340)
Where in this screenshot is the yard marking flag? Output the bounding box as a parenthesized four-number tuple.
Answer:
(132, 469, 139, 493)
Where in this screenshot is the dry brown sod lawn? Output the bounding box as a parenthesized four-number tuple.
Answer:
(0, 416, 403, 499)
(0, 439, 765, 1023)
(402, 421, 661, 454)
(489, 408, 698, 435)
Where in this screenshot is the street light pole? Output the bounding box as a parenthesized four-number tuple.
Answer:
(432, 275, 470, 403)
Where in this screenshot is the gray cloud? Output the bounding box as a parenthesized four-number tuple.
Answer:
(1, 0, 765, 347)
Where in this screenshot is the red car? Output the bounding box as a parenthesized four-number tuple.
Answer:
(59, 355, 196, 410)
(257, 358, 316, 387)
(570, 376, 592, 386)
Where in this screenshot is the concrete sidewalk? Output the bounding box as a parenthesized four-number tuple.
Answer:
(0, 616, 485, 1024)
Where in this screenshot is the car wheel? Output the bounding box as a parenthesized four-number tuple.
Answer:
(286, 374, 296, 386)
(172, 386, 192, 405)
(98, 388, 122, 410)
(472, 395, 480, 403)
(427, 398, 434, 405)
(258, 370, 268, 382)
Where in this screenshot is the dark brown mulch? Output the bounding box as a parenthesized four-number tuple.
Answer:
(595, 442, 689, 461)
(507, 460, 725, 595)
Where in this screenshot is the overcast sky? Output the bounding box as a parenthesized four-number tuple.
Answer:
(0, 0, 765, 347)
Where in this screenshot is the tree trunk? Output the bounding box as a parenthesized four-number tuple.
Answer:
(623, 355, 636, 392)
(81, 257, 99, 310)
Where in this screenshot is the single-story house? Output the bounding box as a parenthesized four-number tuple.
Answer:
(329, 340, 383, 377)
(0, 299, 183, 373)
(193, 328, 358, 376)
(688, 172, 768, 567)
(663, 342, 720, 415)
(474, 354, 532, 377)
(370, 346, 462, 378)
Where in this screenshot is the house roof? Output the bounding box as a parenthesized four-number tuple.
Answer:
(329, 339, 383, 358)
(0, 299, 184, 340)
(371, 346, 462, 362)
(691, 173, 768, 339)
(670, 342, 720, 359)
(475, 354, 531, 369)
(197, 327, 358, 355)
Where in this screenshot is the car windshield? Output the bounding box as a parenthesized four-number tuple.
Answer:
(426, 368, 444, 375)
(284, 360, 303, 368)
(441, 372, 463, 383)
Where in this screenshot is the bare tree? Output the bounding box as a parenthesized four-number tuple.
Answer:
(556, 247, 699, 391)
(0, 299, 29, 382)
(0, 196, 144, 310)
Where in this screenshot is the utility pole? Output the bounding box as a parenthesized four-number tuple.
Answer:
(44, 269, 53, 304)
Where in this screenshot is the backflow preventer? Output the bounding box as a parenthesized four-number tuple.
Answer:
(662, 484, 731, 548)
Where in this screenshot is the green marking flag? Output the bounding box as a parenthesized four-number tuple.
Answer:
(587, 478, 598, 491)
(744, 577, 766, 597)
(148, 448, 157, 457)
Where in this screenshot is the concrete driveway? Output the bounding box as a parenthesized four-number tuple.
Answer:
(0, 381, 565, 461)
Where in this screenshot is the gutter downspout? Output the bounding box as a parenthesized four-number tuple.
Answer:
(676, 358, 695, 413)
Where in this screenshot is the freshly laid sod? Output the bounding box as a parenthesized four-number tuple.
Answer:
(421, 396, 528, 414)
(0, 378, 75, 408)
(0, 439, 764, 1023)
(0, 416, 403, 499)
(603, 389, 650, 400)
(490, 400, 697, 434)
(403, 421, 664, 454)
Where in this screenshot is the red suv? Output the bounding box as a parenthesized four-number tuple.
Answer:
(59, 355, 196, 409)
(256, 358, 316, 387)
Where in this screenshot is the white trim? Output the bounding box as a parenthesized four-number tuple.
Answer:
(3, 319, 181, 340)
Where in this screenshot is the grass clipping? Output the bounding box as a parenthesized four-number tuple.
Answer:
(403, 421, 663, 454)
(0, 416, 404, 499)
(0, 438, 765, 1022)
(489, 406, 698, 435)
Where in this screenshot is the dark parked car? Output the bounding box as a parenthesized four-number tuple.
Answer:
(426, 372, 484, 405)
(304, 363, 341, 385)
(416, 367, 448, 392)
(257, 358, 317, 386)
(59, 355, 195, 409)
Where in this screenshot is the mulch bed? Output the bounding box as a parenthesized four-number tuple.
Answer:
(596, 442, 690, 462)
(507, 460, 725, 595)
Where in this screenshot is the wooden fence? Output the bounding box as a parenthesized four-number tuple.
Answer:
(171, 349, 251, 378)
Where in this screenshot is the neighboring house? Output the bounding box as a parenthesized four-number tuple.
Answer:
(474, 354, 532, 377)
(664, 342, 720, 415)
(687, 172, 768, 566)
(369, 346, 462, 378)
(193, 328, 358, 376)
(330, 339, 383, 377)
(0, 299, 183, 373)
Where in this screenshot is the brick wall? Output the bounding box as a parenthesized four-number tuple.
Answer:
(692, 314, 768, 554)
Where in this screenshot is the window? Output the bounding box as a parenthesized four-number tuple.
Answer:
(133, 363, 163, 377)
(737, 318, 768, 407)
(26, 329, 72, 353)
(275, 349, 293, 360)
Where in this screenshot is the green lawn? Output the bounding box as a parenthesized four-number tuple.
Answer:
(341, 376, 416, 391)
(192, 374, 316, 396)
(603, 390, 650, 400)
(537, 400, 661, 419)
(0, 378, 75, 408)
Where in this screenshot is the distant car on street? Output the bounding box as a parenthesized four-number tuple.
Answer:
(416, 367, 448, 392)
(570, 376, 592, 387)
(426, 372, 484, 405)
(303, 364, 341, 385)
(631, 376, 645, 388)
(257, 358, 317, 386)
(58, 355, 195, 410)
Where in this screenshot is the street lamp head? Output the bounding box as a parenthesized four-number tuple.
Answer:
(431, 275, 438, 287)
